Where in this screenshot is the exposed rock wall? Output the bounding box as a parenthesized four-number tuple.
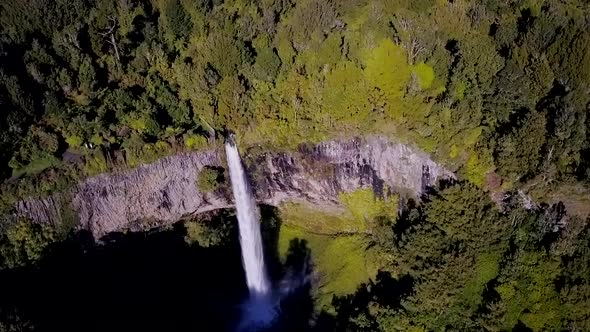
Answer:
(14, 137, 454, 238)
(17, 195, 66, 226)
(72, 150, 229, 237)
(254, 137, 453, 206)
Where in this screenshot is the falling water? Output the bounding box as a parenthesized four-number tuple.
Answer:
(225, 136, 312, 330)
(225, 139, 270, 298)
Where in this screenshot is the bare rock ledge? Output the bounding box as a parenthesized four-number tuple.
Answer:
(15, 136, 454, 238)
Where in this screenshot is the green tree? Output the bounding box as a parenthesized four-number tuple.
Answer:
(488, 251, 562, 331)
(253, 47, 282, 82)
(495, 110, 547, 181)
(0, 219, 56, 269)
(389, 183, 508, 330)
(196, 167, 223, 192)
(364, 39, 411, 119)
(166, 0, 193, 39)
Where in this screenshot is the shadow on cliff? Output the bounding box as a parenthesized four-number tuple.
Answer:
(257, 206, 316, 332)
(0, 206, 318, 332)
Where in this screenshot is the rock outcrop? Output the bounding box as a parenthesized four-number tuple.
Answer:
(15, 136, 454, 238)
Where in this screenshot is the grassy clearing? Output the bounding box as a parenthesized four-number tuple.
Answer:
(12, 155, 60, 178)
(275, 189, 399, 309)
(276, 194, 396, 310)
(279, 202, 362, 235)
(277, 224, 370, 309)
(529, 181, 590, 218)
(338, 188, 397, 231)
(279, 189, 398, 235)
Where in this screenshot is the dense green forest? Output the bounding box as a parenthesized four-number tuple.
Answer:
(1, 0, 589, 207)
(1, 0, 590, 331)
(1, 181, 590, 331)
(323, 182, 590, 331)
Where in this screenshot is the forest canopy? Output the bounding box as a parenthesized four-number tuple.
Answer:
(0, 0, 588, 202)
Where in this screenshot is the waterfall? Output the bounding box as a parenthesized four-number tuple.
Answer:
(225, 140, 270, 298)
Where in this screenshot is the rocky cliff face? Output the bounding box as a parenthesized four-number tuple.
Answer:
(15, 136, 454, 238)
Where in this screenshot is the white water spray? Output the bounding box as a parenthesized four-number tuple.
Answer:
(225, 137, 312, 330)
(225, 139, 270, 298)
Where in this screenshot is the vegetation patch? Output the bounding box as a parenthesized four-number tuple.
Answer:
(279, 202, 360, 235)
(196, 167, 225, 193)
(0, 219, 56, 269)
(184, 220, 230, 247)
(278, 224, 371, 310)
(412, 62, 435, 90)
(11, 155, 60, 178)
(279, 189, 398, 236)
(276, 190, 399, 309)
(338, 188, 398, 232)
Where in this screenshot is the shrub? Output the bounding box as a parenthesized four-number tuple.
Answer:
(183, 133, 208, 150)
(196, 167, 223, 192)
(338, 188, 398, 230)
(184, 219, 231, 247)
(0, 219, 56, 269)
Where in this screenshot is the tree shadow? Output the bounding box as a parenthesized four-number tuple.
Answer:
(315, 272, 414, 331)
(260, 204, 283, 281)
(259, 205, 315, 332)
(0, 206, 322, 332)
(0, 204, 419, 332)
(0, 216, 247, 332)
(265, 238, 315, 332)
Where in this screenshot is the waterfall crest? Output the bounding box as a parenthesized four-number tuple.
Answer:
(225, 140, 270, 298)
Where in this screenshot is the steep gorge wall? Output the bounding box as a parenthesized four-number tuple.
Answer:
(15, 137, 454, 238)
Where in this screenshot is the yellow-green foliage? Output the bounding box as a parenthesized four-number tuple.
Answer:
(276, 28, 296, 66)
(338, 188, 397, 230)
(90, 134, 104, 146)
(184, 221, 223, 247)
(124, 141, 173, 167)
(183, 133, 208, 150)
(444, 126, 484, 164)
(464, 127, 483, 146)
(142, 141, 173, 163)
(11, 155, 60, 178)
(65, 135, 83, 148)
(449, 144, 460, 159)
(197, 167, 221, 192)
(318, 236, 369, 300)
(83, 150, 108, 176)
(462, 252, 501, 308)
(278, 197, 396, 309)
(0, 219, 56, 268)
(341, 3, 390, 64)
(244, 69, 328, 147)
(184, 221, 205, 245)
(364, 39, 411, 118)
(215, 75, 248, 127)
(243, 37, 442, 152)
(116, 0, 144, 37)
(454, 81, 467, 100)
(412, 62, 435, 90)
(279, 202, 363, 234)
(297, 32, 342, 74)
(127, 113, 159, 136)
(464, 154, 493, 187)
(495, 252, 562, 331)
(128, 116, 147, 133)
(322, 61, 371, 128)
(278, 224, 370, 309)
